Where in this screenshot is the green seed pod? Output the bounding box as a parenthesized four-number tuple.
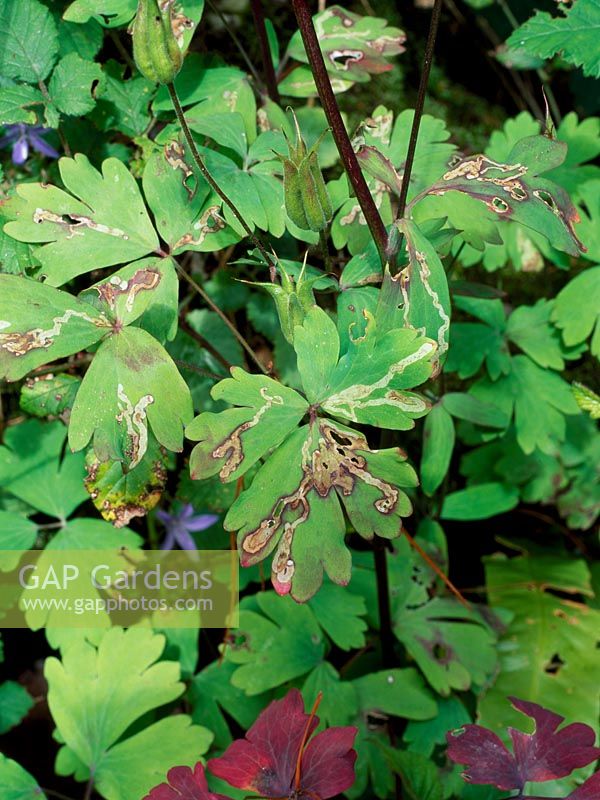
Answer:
(132, 0, 183, 85)
(278, 111, 332, 233)
(246, 259, 319, 344)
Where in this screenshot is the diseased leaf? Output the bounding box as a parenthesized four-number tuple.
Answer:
(84, 434, 168, 527)
(226, 420, 418, 601)
(0, 84, 44, 125)
(187, 369, 308, 483)
(4, 155, 159, 285)
(506, 0, 600, 79)
(69, 326, 193, 468)
(573, 382, 600, 419)
(428, 135, 584, 256)
(0, 274, 110, 382)
(398, 219, 451, 375)
(287, 5, 405, 83)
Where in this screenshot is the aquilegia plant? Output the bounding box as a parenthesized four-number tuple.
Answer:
(0, 0, 599, 798)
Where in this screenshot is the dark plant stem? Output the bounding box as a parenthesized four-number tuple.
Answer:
(41, 790, 78, 800)
(83, 777, 94, 800)
(373, 539, 395, 668)
(175, 264, 269, 375)
(178, 314, 233, 372)
(206, 0, 263, 88)
(290, 0, 388, 266)
(167, 83, 275, 273)
(250, 0, 281, 102)
(394, 0, 443, 242)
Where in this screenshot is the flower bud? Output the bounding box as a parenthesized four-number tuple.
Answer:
(279, 112, 332, 233)
(131, 0, 183, 85)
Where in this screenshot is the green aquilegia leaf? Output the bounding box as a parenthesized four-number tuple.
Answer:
(0, 274, 111, 382)
(70, 326, 193, 468)
(506, 0, 600, 80)
(3, 155, 159, 285)
(427, 134, 585, 256)
(188, 307, 435, 601)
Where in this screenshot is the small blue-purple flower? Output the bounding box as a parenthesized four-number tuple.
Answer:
(156, 503, 219, 551)
(0, 124, 59, 165)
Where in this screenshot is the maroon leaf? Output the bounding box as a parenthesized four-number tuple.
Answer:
(508, 697, 600, 784)
(446, 725, 521, 790)
(447, 696, 600, 793)
(143, 763, 231, 800)
(207, 688, 357, 799)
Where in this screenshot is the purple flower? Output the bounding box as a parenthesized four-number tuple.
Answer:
(156, 503, 219, 551)
(0, 124, 59, 165)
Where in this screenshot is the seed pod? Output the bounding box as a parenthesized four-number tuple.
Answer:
(278, 112, 332, 233)
(131, 0, 183, 85)
(245, 259, 319, 344)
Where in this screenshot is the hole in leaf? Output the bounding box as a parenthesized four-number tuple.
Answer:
(544, 653, 565, 675)
(491, 197, 509, 213)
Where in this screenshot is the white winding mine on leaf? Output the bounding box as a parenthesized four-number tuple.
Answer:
(96, 269, 161, 313)
(33, 208, 129, 239)
(116, 384, 154, 469)
(0, 310, 108, 357)
(241, 422, 401, 592)
(322, 341, 435, 421)
(415, 250, 450, 358)
(213, 388, 284, 480)
(441, 156, 529, 214)
(173, 206, 225, 251)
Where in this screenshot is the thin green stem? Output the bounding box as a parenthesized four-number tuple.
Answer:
(290, 0, 388, 267)
(41, 790, 78, 800)
(175, 263, 268, 375)
(167, 83, 275, 271)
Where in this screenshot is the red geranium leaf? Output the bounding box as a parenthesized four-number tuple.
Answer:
(446, 725, 521, 790)
(300, 727, 358, 798)
(447, 697, 600, 794)
(143, 763, 231, 800)
(207, 688, 358, 799)
(565, 771, 600, 800)
(508, 697, 600, 783)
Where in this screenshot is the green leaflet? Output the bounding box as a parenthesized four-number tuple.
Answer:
(552, 265, 600, 358)
(506, 0, 600, 79)
(4, 155, 159, 285)
(0, 274, 111, 382)
(0, 0, 58, 83)
(0, 754, 46, 800)
(69, 326, 193, 467)
(45, 627, 212, 800)
(420, 403, 455, 497)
